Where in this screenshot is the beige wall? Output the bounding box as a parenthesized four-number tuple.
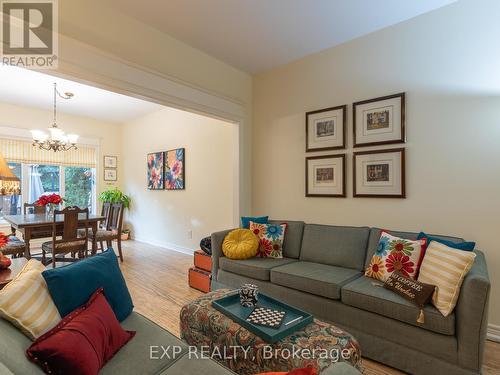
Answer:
(121, 107, 235, 252)
(0, 101, 122, 195)
(253, 0, 500, 326)
(58, 0, 253, 216)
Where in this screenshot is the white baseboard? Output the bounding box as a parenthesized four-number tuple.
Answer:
(132, 236, 195, 255)
(488, 324, 500, 342)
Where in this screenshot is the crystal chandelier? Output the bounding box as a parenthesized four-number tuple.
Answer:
(31, 83, 79, 152)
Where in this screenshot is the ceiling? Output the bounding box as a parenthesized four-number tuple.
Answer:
(104, 0, 456, 73)
(0, 65, 162, 123)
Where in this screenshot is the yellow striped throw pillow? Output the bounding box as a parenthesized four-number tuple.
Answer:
(0, 259, 61, 340)
(418, 241, 476, 317)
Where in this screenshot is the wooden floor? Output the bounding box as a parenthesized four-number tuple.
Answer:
(16, 236, 500, 374)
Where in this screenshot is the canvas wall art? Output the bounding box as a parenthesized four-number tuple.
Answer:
(165, 148, 185, 190)
(353, 93, 405, 147)
(147, 152, 164, 190)
(306, 105, 346, 152)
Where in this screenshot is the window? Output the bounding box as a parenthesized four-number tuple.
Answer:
(63, 167, 95, 214)
(0, 163, 22, 219)
(0, 162, 96, 223)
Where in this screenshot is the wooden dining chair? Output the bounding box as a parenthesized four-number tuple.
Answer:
(23, 203, 46, 215)
(1, 236, 26, 258)
(99, 202, 112, 230)
(41, 206, 90, 268)
(89, 203, 124, 262)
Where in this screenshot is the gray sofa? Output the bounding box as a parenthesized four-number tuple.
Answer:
(0, 291, 360, 375)
(0, 311, 237, 375)
(211, 221, 491, 375)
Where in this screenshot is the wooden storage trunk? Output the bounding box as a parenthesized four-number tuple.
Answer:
(188, 267, 211, 293)
(194, 250, 212, 272)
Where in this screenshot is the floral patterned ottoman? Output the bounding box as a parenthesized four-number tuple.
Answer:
(180, 289, 362, 374)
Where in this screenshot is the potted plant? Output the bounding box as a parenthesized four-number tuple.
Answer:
(121, 229, 131, 241)
(98, 188, 131, 240)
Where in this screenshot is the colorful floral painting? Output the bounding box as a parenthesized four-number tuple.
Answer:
(147, 152, 164, 190)
(165, 148, 185, 190)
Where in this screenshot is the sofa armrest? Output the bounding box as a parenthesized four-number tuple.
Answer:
(211, 229, 235, 281)
(456, 250, 490, 371)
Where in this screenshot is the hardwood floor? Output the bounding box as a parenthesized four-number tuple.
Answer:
(7, 234, 499, 374)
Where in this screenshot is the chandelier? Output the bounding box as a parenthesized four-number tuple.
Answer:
(31, 83, 79, 152)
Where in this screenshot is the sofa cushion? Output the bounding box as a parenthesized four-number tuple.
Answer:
(0, 312, 186, 375)
(269, 220, 305, 259)
(219, 257, 297, 281)
(101, 312, 188, 375)
(271, 262, 362, 300)
(341, 276, 455, 335)
(364, 228, 465, 269)
(160, 355, 236, 374)
(300, 225, 370, 270)
(0, 316, 43, 374)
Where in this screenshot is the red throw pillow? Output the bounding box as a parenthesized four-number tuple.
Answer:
(26, 288, 135, 375)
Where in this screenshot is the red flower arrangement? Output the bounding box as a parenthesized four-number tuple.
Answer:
(35, 193, 63, 206)
(0, 232, 8, 248)
(0, 232, 11, 269)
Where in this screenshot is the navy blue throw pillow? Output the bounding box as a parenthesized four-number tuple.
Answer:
(417, 232, 475, 251)
(240, 216, 269, 229)
(42, 249, 133, 321)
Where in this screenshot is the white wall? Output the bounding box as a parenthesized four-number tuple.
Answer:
(121, 107, 235, 252)
(0, 101, 122, 195)
(253, 0, 500, 326)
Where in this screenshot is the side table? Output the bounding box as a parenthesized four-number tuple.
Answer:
(0, 257, 28, 290)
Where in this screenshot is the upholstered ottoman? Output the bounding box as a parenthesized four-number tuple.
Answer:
(180, 289, 362, 374)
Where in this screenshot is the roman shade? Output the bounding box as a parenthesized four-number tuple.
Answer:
(0, 138, 97, 168)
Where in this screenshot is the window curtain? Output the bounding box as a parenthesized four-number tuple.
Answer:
(0, 138, 97, 168)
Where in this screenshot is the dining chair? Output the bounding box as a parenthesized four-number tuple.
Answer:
(99, 202, 112, 230)
(1, 236, 26, 258)
(41, 206, 90, 268)
(89, 203, 124, 262)
(23, 203, 46, 215)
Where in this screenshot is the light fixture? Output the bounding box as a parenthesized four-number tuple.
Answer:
(31, 83, 79, 152)
(0, 152, 20, 195)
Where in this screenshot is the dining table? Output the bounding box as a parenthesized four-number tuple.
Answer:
(3, 213, 106, 259)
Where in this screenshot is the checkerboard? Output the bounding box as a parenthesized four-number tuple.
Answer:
(246, 307, 285, 328)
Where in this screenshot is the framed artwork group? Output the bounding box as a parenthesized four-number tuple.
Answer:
(305, 93, 406, 198)
(147, 148, 185, 191)
(103, 155, 118, 182)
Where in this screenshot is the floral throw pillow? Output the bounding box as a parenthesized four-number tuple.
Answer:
(365, 231, 426, 282)
(249, 222, 287, 258)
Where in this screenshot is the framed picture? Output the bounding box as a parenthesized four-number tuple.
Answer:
(103, 155, 117, 169)
(353, 93, 405, 147)
(103, 169, 117, 181)
(306, 105, 346, 152)
(165, 148, 185, 190)
(147, 152, 165, 190)
(306, 154, 345, 197)
(353, 148, 405, 198)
